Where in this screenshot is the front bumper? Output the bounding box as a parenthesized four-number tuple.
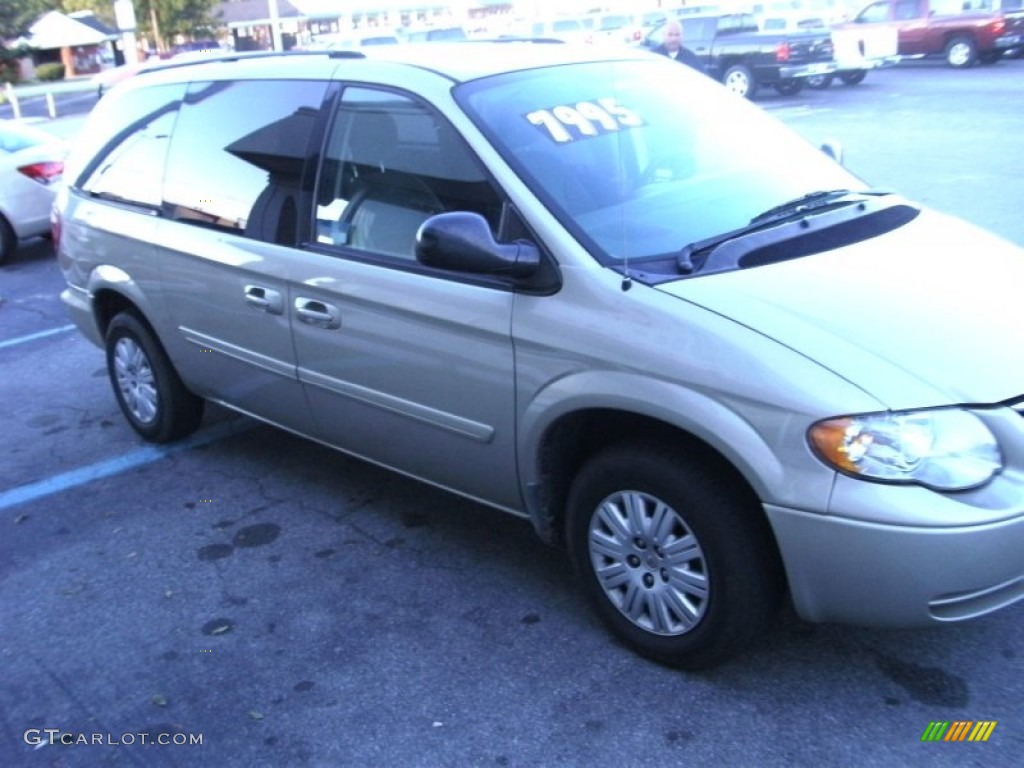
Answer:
(766, 503, 1024, 626)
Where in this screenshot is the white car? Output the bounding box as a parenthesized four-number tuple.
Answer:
(0, 120, 66, 264)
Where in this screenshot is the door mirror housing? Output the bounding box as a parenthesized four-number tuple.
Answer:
(416, 212, 540, 278)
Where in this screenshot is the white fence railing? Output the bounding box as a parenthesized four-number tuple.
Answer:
(3, 79, 95, 120)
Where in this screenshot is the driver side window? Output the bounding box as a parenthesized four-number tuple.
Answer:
(315, 88, 502, 261)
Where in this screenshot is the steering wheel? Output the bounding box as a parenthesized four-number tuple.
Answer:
(636, 152, 695, 188)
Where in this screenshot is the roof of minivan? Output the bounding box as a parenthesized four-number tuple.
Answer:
(134, 42, 655, 87)
(364, 41, 653, 79)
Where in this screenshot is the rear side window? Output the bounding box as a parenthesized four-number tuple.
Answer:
(76, 84, 184, 209)
(894, 0, 925, 19)
(161, 79, 328, 243)
(856, 2, 892, 22)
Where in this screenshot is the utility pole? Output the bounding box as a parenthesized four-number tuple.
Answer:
(113, 0, 139, 64)
(268, 0, 284, 51)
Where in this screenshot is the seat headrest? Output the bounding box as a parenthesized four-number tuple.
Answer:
(346, 110, 398, 166)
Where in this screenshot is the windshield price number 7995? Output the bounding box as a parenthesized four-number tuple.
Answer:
(526, 97, 644, 143)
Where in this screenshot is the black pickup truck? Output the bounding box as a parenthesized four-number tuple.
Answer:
(643, 13, 836, 98)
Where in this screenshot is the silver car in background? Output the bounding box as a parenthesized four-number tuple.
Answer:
(55, 44, 1024, 668)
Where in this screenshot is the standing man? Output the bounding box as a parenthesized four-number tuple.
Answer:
(652, 19, 704, 72)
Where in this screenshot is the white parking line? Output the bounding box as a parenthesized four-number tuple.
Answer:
(0, 324, 76, 350)
(0, 420, 250, 512)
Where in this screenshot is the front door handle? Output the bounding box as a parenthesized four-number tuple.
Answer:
(244, 285, 284, 315)
(294, 297, 341, 329)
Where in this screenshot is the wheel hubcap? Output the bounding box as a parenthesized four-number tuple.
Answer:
(950, 44, 970, 66)
(588, 490, 709, 636)
(113, 337, 158, 424)
(725, 74, 747, 95)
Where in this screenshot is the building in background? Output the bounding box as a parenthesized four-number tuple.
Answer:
(20, 11, 119, 78)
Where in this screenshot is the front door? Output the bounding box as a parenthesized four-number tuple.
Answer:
(290, 86, 522, 510)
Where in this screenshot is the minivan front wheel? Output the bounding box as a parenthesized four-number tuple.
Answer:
(566, 444, 783, 669)
(105, 311, 204, 442)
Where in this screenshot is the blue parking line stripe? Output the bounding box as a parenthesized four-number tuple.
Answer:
(0, 324, 76, 350)
(0, 421, 248, 512)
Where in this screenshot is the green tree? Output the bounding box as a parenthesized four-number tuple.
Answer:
(135, 0, 221, 51)
(3, 1, 220, 50)
(61, 0, 116, 27)
(1, 0, 58, 39)
(2, 1, 122, 41)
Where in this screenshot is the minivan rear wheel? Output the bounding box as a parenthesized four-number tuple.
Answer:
(566, 444, 783, 669)
(105, 311, 204, 442)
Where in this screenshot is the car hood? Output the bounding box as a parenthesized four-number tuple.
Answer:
(657, 208, 1024, 410)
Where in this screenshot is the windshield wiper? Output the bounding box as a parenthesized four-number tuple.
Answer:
(676, 188, 901, 275)
(749, 188, 892, 226)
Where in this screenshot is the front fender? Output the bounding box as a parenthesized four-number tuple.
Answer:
(517, 370, 834, 519)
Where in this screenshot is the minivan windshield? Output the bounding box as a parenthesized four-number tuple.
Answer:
(457, 59, 864, 266)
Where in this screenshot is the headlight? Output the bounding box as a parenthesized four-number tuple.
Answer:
(808, 408, 1002, 491)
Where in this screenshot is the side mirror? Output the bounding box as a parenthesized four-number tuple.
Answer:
(820, 139, 844, 165)
(416, 212, 540, 279)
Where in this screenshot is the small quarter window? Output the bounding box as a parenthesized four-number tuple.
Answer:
(77, 84, 183, 208)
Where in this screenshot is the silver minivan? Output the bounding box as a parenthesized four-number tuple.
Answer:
(56, 44, 1024, 669)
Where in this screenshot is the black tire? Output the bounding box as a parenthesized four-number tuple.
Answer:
(806, 73, 833, 90)
(0, 215, 15, 265)
(722, 64, 758, 99)
(945, 35, 977, 68)
(773, 78, 804, 96)
(838, 70, 867, 85)
(105, 311, 204, 442)
(566, 443, 784, 670)
(978, 50, 1002, 65)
